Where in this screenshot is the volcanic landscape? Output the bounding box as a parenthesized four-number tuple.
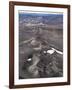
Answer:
(19, 13, 63, 79)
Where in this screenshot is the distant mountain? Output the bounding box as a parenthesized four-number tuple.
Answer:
(19, 13, 63, 26)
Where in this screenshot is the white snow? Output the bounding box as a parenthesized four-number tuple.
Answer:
(27, 58, 32, 61)
(47, 49, 55, 54)
(46, 47, 63, 55)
